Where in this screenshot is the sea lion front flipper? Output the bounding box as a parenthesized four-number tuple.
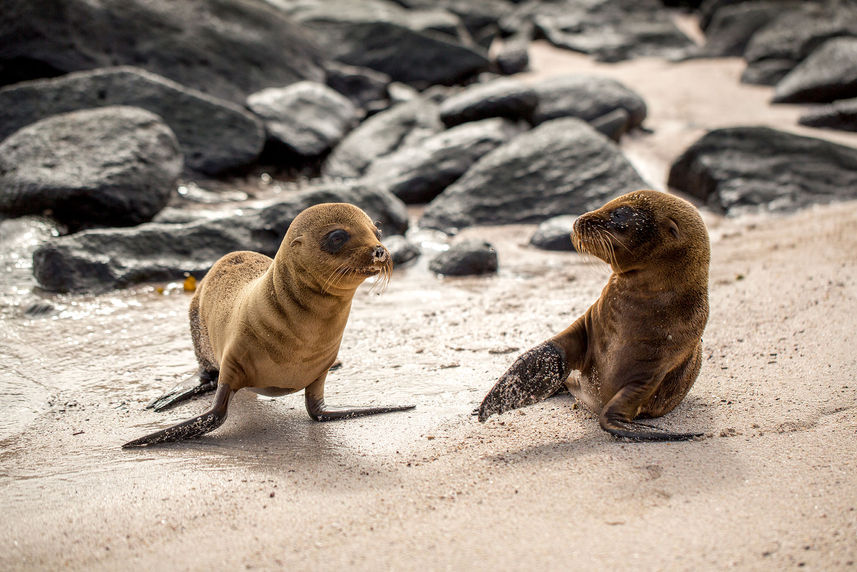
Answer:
(146, 369, 219, 412)
(478, 340, 570, 422)
(122, 384, 234, 448)
(304, 376, 415, 422)
(599, 383, 702, 442)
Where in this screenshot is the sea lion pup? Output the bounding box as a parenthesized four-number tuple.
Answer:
(478, 190, 709, 441)
(123, 203, 414, 448)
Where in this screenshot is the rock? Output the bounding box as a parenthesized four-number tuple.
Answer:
(322, 98, 443, 179)
(531, 74, 647, 129)
(529, 215, 577, 251)
(509, 0, 694, 62)
(0, 0, 326, 102)
(798, 97, 857, 132)
(741, 3, 857, 86)
(695, 1, 802, 59)
(494, 22, 532, 75)
(667, 126, 857, 214)
(591, 108, 631, 142)
(247, 81, 360, 159)
(283, 0, 490, 87)
(364, 117, 521, 204)
(32, 183, 408, 292)
(420, 118, 647, 233)
(772, 37, 857, 104)
(429, 239, 498, 276)
(383, 234, 421, 266)
(0, 106, 182, 231)
(324, 61, 391, 112)
(0, 67, 264, 175)
(394, 0, 512, 50)
(439, 78, 538, 127)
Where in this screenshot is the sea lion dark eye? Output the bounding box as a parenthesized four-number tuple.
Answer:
(322, 229, 350, 254)
(610, 206, 634, 227)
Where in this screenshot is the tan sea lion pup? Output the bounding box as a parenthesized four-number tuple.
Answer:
(123, 203, 414, 448)
(479, 190, 709, 441)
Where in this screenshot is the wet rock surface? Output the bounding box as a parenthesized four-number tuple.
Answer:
(0, 0, 326, 102)
(668, 126, 857, 214)
(0, 106, 182, 231)
(364, 118, 521, 204)
(798, 97, 857, 132)
(529, 215, 577, 251)
(420, 118, 646, 233)
(0, 67, 264, 175)
(428, 239, 498, 276)
(383, 234, 421, 266)
(32, 184, 408, 292)
(771, 37, 857, 104)
(247, 81, 360, 159)
(531, 74, 647, 129)
(439, 78, 538, 127)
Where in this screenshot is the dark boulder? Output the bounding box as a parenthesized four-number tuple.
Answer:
(322, 98, 442, 179)
(383, 234, 421, 266)
(0, 0, 326, 102)
(324, 61, 391, 112)
(590, 108, 631, 142)
(798, 97, 857, 132)
(529, 215, 577, 251)
(531, 74, 647, 130)
(283, 0, 490, 87)
(439, 78, 538, 127)
(246, 82, 360, 159)
(419, 118, 647, 233)
(428, 239, 498, 276)
(694, 1, 802, 58)
(393, 0, 512, 50)
(772, 37, 857, 104)
(667, 126, 857, 214)
(0, 106, 181, 231)
(32, 183, 408, 292)
(0, 67, 264, 175)
(741, 3, 857, 86)
(364, 118, 522, 204)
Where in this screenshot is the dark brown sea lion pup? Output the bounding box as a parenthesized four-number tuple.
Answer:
(478, 190, 709, 441)
(123, 203, 414, 448)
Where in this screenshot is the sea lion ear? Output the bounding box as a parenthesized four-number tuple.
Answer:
(290, 235, 303, 247)
(667, 218, 680, 239)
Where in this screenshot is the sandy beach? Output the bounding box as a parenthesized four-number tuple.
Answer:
(2, 40, 857, 570)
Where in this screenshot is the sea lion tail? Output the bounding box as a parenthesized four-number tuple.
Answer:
(478, 341, 569, 422)
(123, 385, 233, 448)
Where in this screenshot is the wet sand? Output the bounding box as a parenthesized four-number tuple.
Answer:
(2, 42, 857, 570)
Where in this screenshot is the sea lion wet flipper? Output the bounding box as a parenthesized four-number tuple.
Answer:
(146, 369, 219, 412)
(304, 375, 415, 421)
(123, 384, 233, 448)
(477, 341, 569, 422)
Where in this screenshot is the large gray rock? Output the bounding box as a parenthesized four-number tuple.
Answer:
(531, 74, 647, 129)
(364, 118, 521, 204)
(419, 118, 647, 233)
(322, 98, 443, 178)
(741, 3, 857, 86)
(667, 126, 857, 214)
(429, 239, 498, 276)
(0, 0, 326, 102)
(32, 183, 408, 292)
(439, 78, 538, 127)
(0, 106, 182, 231)
(324, 61, 391, 112)
(694, 1, 802, 58)
(247, 81, 360, 158)
(506, 0, 693, 62)
(394, 0, 512, 50)
(529, 215, 577, 251)
(798, 97, 857, 132)
(772, 37, 857, 104)
(280, 0, 490, 87)
(0, 67, 264, 175)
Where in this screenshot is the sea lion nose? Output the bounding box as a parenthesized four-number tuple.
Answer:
(373, 245, 389, 263)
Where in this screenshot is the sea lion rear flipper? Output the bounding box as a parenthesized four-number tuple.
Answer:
(304, 376, 415, 421)
(599, 384, 702, 442)
(123, 384, 233, 448)
(477, 341, 569, 422)
(146, 369, 219, 412)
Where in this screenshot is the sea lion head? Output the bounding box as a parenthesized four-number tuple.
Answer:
(572, 190, 709, 274)
(283, 203, 392, 294)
